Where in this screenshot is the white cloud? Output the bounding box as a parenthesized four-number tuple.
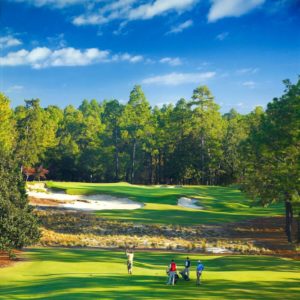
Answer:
(72, 0, 136, 25)
(113, 53, 144, 63)
(159, 57, 182, 66)
(242, 81, 256, 88)
(0, 35, 22, 49)
(236, 67, 259, 75)
(73, 0, 198, 26)
(0, 46, 146, 68)
(0, 47, 105, 68)
(208, 0, 266, 22)
(11, 0, 85, 8)
(216, 32, 229, 41)
(142, 71, 216, 86)
(128, 0, 198, 20)
(167, 19, 193, 34)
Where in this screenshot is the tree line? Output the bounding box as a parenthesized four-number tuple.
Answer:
(0, 79, 299, 244)
(0, 85, 262, 185)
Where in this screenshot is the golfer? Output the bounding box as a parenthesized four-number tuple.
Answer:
(184, 257, 191, 280)
(167, 259, 177, 285)
(196, 260, 204, 286)
(125, 249, 134, 274)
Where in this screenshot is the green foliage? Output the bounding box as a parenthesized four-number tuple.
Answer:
(0, 93, 15, 153)
(120, 85, 153, 182)
(0, 152, 40, 252)
(241, 79, 300, 241)
(242, 79, 300, 205)
(0, 80, 295, 188)
(15, 99, 59, 167)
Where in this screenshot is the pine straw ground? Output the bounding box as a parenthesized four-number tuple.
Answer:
(33, 209, 299, 260)
(1, 211, 298, 268)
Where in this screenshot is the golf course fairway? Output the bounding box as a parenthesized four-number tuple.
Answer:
(44, 182, 282, 225)
(0, 248, 299, 300)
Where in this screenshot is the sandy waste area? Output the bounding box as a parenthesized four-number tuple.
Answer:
(27, 184, 143, 211)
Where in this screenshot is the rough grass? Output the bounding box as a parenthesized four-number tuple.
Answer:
(0, 248, 299, 300)
(45, 182, 282, 225)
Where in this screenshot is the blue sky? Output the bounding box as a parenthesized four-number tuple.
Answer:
(1, 0, 299, 113)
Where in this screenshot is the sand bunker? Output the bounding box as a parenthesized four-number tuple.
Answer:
(177, 197, 204, 210)
(27, 187, 143, 211)
(206, 247, 232, 254)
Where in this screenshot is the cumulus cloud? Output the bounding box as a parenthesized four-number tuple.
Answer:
(73, 0, 198, 26)
(0, 46, 145, 68)
(167, 19, 193, 34)
(208, 0, 266, 22)
(0, 35, 22, 49)
(159, 57, 182, 66)
(142, 71, 216, 86)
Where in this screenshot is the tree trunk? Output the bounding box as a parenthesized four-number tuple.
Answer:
(158, 150, 162, 184)
(114, 128, 119, 181)
(130, 139, 136, 183)
(285, 199, 293, 243)
(200, 133, 205, 185)
(148, 153, 153, 184)
(297, 212, 300, 243)
(155, 154, 159, 184)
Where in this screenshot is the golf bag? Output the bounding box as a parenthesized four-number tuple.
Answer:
(179, 270, 190, 281)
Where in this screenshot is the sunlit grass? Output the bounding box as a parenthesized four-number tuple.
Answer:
(0, 248, 299, 300)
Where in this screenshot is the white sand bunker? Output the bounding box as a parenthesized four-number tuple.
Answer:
(27, 189, 143, 211)
(178, 197, 204, 210)
(206, 247, 232, 254)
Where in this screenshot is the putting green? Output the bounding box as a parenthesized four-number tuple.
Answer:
(0, 248, 299, 299)
(45, 182, 282, 225)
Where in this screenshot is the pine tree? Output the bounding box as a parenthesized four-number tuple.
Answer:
(0, 152, 40, 256)
(0, 93, 16, 154)
(242, 79, 300, 242)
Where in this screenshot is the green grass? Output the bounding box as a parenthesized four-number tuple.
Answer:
(0, 248, 299, 299)
(45, 182, 282, 225)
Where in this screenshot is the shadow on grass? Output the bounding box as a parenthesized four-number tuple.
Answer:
(1, 249, 300, 299)
(26, 249, 300, 272)
(1, 274, 299, 300)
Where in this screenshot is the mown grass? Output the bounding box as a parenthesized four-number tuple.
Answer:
(0, 248, 299, 300)
(44, 182, 282, 225)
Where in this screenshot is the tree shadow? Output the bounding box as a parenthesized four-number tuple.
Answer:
(1, 274, 299, 300)
(25, 249, 300, 272)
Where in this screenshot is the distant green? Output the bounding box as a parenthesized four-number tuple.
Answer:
(45, 182, 282, 225)
(0, 248, 299, 300)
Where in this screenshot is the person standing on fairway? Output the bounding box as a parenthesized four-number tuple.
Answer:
(184, 257, 191, 280)
(125, 249, 134, 274)
(167, 259, 177, 285)
(196, 260, 204, 286)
